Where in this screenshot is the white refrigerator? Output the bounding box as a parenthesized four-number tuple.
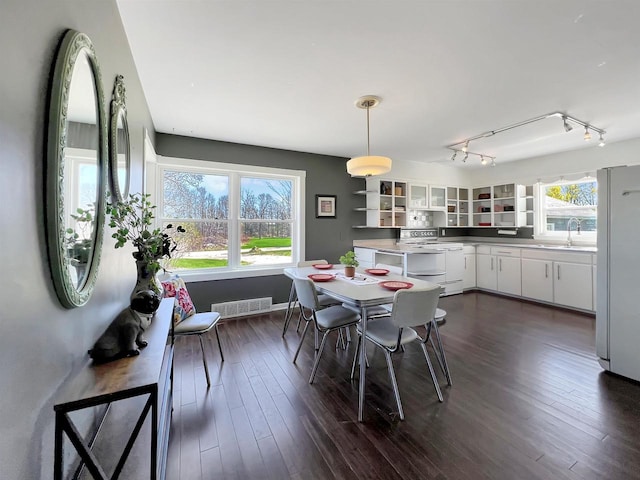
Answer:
(596, 165, 640, 382)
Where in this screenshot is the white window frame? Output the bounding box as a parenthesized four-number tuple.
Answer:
(155, 156, 306, 281)
(533, 178, 597, 244)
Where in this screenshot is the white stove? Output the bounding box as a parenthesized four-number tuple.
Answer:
(398, 229, 464, 295)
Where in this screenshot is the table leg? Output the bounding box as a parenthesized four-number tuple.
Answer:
(358, 306, 368, 422)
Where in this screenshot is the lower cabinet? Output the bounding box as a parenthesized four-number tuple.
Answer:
(554, 260, 593, 310)
(521, 249, 594, 311)
(476, 246, 521, 295)
(521, 258, 554, 302)
(463, 246, 476, 289)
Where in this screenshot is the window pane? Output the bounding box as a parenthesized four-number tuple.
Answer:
(240, 222, 292, 266)
(163, 170, 229, 220)
(544, 181, 597, 232)
(240, 177, 292, 220)
(163, 221, 228, 270)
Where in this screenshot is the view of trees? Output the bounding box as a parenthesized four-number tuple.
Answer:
(162, 171, 292, 252)
(545, 181, 597, 205)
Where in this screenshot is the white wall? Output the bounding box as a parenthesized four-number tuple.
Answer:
(463, 137, 640, 187)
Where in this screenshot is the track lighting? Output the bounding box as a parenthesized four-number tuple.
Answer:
(480, 155, 487, 165)
(451, 151, 457, 162)
(462, 153, 468, 163)
(445, 111, 607, 166)
(448, 147, 495, 166)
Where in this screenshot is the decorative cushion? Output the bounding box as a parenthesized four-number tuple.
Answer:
(161, 275, 196, 325)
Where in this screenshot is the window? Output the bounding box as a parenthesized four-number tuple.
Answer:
(536, 178, 597, 240)
(154, 157, 305, 280)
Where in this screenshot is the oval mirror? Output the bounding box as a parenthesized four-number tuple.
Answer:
(46, 30, 106, 308)
(108, 75, 130, 203)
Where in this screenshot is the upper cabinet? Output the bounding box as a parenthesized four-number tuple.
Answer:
(446, 186, 470, 227)
(366, 179, 407, 227)
(471, 183, 532, 227)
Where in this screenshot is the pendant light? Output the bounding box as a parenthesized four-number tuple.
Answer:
(346, 95, 392, 176)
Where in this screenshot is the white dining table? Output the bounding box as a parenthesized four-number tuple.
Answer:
(283, 265, 439, 421)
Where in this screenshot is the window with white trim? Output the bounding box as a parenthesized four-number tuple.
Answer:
(535, 178, 597, 240)
(155, 157, 305, 280)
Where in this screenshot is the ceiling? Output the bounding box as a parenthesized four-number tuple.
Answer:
(117, 0, 640, 169)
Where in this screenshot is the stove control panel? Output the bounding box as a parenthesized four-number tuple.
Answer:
(399, 228, 439, 241)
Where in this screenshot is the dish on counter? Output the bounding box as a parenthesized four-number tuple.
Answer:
(308, 273, 335, 282)
(365, 268, 390, 276)
(312, 263, 333, 269)
(379, 280, 414, 291)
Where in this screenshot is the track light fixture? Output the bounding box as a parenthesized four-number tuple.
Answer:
(448, 147, 496, 166)
(446, 111, 606, 167)
(451, 151, 457, 161)
(480, 155, 486, 165)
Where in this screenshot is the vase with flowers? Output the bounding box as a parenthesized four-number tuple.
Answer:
(108, 193, 184, 307)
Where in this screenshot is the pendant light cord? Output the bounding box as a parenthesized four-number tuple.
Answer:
(366, 104, 371, 156)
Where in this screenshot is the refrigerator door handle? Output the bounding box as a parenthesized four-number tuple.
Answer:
(622, 189, 640, 196)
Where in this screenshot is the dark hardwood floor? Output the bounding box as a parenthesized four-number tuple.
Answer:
(165, 292, 640, 480)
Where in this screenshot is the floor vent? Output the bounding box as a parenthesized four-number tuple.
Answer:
(211, 297, 272, 319)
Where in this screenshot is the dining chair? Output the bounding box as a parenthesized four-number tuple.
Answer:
(162, 275, 224, 387)
(282, 259, 338, 336)
(292, 277, 361, 384)
(426, 308, 452, 386)
(351, 284, 444, 420)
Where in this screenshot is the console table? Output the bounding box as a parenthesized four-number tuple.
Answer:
(54, 297, 174, 480)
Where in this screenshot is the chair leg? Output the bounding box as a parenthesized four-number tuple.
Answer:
(383, 350, 404, 420)
(282, 283, 297, 337)
(420, 342, 443, 402)
(351, 335, 362, 379)
(345, 326, 352, 343)
(431, 321, 452, 386)
(336, 329, 345, 350)
(293, 320, 311, 364)
(215, 324, 224, 362)
(309, 331, 330, 384)
(199, 334, 211, 387)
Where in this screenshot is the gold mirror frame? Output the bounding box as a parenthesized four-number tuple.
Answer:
(45, 30, 107, 308)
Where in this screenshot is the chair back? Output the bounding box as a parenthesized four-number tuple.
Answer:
(293, 277, 320, 311)
(298, 259, 328, 267)
(390, 285, 441, 329)
(375, 263, 403, 275)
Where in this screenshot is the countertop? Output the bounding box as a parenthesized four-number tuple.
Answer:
(354, 241, 596, 254)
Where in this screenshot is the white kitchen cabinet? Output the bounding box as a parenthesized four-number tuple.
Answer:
(446, 187, 470, 227)
(496, 255, 522, 296)
(554, 260, 593, 311)
(471, 183, 531, 227)
(365, 178, 408, 227)
(428, 185, 447, 210)
(476, 246, 521, 295)
(462, 246, 476, 289)
(476, 247, 497, 290)
(521, 258, 554, 302)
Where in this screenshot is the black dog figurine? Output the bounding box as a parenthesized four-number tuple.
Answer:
(88, 290, 161, 363)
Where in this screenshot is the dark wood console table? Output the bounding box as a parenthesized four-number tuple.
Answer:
(54, 297, 174, 480)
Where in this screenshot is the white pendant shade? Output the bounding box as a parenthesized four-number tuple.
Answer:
(346, 155, 392, 176)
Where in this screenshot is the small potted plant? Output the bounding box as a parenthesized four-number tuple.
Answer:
(339, 250, 359, 278)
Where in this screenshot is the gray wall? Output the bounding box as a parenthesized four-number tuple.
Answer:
(0, 1, 154, 478)
(156, 134, 395, 307)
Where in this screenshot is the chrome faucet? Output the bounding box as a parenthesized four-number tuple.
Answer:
(566, 217, 581, 246)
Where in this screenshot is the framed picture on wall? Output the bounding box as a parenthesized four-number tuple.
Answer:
(315, 194, 336, 218)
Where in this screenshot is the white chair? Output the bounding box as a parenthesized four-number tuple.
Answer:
(174, 311, 224, 387)
(292, 277, 361, 384)
(282, 259, 338, 336)
(351, 285, 444, 420)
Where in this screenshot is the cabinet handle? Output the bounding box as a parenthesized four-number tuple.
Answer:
(545, 263, 548, 278)
(496, 250, 511, 255)
(464, 257, 467, 269)
(499, 258, 502, 271)
(557, 264, 560, 280)
(491, 257, 494, 270)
